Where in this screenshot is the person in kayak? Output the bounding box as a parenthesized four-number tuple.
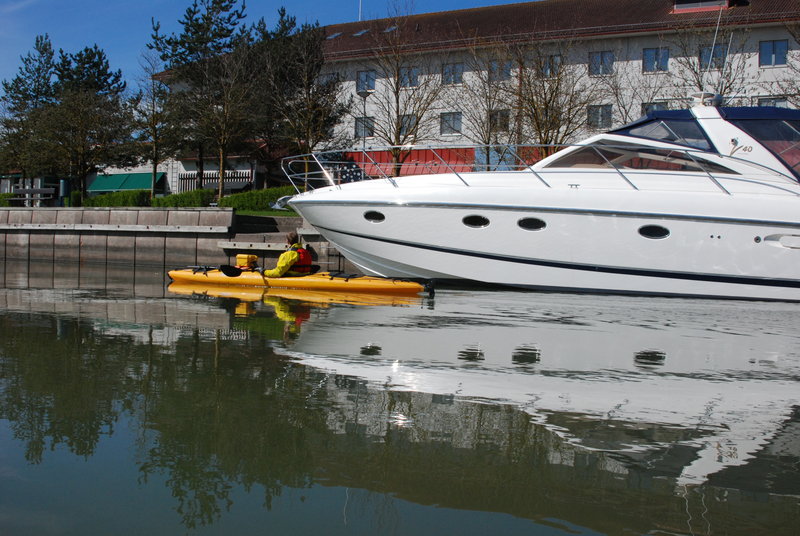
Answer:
(261, 231, 314, 277)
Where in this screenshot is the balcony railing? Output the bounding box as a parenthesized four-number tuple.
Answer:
(177, 170, 253, 194)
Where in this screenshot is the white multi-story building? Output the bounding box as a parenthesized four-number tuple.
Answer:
(322, 0, 800, 156)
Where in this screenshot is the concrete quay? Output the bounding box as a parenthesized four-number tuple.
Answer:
(0, 207, 351, 272)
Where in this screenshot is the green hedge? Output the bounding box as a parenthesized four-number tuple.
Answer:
(0, 186, 299, 209)
(84, 189, 151, 207)
(217, 186, 297, 211)
(152, 189, 216, 207)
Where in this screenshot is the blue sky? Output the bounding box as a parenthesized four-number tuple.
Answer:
(0, 0, 514, 90)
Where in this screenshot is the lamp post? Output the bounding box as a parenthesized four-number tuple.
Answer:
(356, 88, 373, 180)
(356, 88, 372, 154)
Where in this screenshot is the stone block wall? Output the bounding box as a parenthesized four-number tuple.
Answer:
(0, 207, 235, 268)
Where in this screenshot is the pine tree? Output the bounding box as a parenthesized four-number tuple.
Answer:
(45, 45, 136, 197)
(0, 34, 57, 179)
(150, 0, 252, 197)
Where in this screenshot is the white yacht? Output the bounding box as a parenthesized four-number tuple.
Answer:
(282, 96, 800, 300)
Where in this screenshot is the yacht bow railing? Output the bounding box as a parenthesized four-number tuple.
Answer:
(280, 144, 800, 197)
(280, 145, 557, 190)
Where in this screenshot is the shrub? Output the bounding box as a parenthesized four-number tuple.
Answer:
(217, 186, 297, 211)
(84, 189, 151, 207)
(0, 193, 13, 207)
(152, 189, 216, 207)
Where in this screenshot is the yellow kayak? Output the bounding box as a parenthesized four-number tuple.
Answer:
(167, 267, 426, 295)
(167, 281, 423, 307)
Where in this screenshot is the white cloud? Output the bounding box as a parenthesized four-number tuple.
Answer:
(0, 0, 39, 15)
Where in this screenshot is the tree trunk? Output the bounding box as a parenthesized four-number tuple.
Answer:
(151, 162, 158, 198)
(217, 148, 225, 200)
(196, 144, 204, 190)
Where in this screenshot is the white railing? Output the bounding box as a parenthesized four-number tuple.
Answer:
(281, 144, 800, 197)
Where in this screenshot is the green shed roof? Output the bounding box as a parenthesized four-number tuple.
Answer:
(88, 172, 165, 192)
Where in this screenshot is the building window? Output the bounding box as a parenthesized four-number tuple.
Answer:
(355, 116, 374, 138)
(587, 105, 613, 129)
(400, 114, 417, 136)
(399, 66, 419, 88)
(356, 70, 376, 93)
(542, 55, 562, 78)
(758, 97, 788, 108)
(641, 102, 669, 115)
(589, 51, 614, 75)
(642, 47, 669, 72)
(759, 40, 788, 67)
(440, 112, 462, 135)
(442, 62, 464, 85)
(699, 44, 726, 70)
(488, 60, 512, 82)
(489, 109, 510, 132)
(318, 72, 339, 86)
(674, 0, 727, 10)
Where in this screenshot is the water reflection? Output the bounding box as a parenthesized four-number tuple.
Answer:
(0, 263, 798, 535)
(283, 290, 800, 493)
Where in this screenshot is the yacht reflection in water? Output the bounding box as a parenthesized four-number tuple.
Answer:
(275, 289, 800, 490)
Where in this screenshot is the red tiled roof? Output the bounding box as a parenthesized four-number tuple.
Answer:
(323, 0, 800, 60)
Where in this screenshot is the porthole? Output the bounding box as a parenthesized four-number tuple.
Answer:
(512, 345, 541, 364)
(639, 224, 670, 239)
(360, 344, 382, 356)
(634, 350, 666, 368)
(518, 217, 546, 231)
(364, 210, 385, 223)
(463, 215, 490, 228)
(458, 346, 485, 361)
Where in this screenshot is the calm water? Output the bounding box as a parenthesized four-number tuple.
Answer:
(0, 263, 798, 535)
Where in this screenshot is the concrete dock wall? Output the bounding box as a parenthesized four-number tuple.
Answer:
(0, 207, 235, 267)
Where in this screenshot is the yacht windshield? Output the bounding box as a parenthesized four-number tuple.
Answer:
(611, 113, 713, 151)
(727, 119, 800, 180)
(544, 143, 736, 174)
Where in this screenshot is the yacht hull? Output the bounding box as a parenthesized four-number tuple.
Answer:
(290, 185, 800, 300)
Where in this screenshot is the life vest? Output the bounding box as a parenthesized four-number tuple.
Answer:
(291, 245, 312, 273)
